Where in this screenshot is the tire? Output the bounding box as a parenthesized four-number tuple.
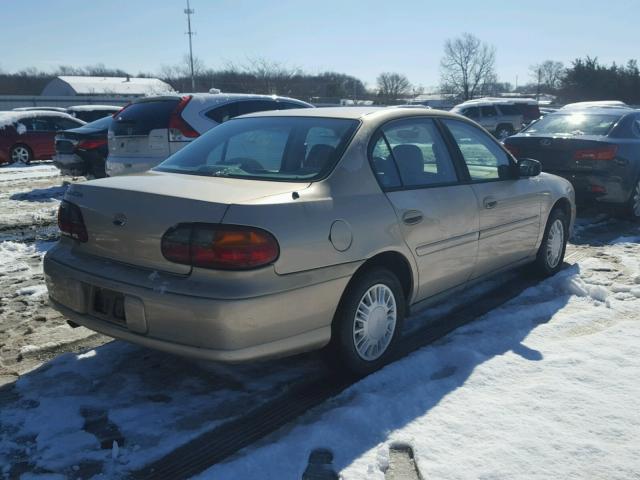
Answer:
(10, 144, 32, 165)
(328, 267, 405, 377)
(626, 177, 640, 221)
(532, 207, 569, 276)
(495, 124, 514, 140)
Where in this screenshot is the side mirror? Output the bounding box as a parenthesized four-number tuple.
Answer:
(517, 158, 541, 177)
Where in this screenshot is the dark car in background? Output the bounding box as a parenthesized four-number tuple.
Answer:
(66, 105, 121, 123)
(53, 115, 111, 178)
(0, 111, 85, 164)
(504, 106, 640, 218)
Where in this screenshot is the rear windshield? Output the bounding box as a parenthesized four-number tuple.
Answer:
(155, 116, 359, 181)
(110, 99, 179, 136)
(524, 113, 622, 136)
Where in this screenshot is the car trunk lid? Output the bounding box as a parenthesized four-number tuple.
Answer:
(505, 135, 617, 172)
(65, 171, 310, 274)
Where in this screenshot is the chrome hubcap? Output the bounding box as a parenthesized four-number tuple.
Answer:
(353, 284, 397, 361)
(11, 147, 29, 163)
(632, 180, 640, 218)
(546, 219, 564, 268)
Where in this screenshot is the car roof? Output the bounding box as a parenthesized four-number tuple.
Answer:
(560, 100, 630, 110)
(546, 107, 635, 116)
(239, 106, 463, 122)
(454, 97, 538, 108)
(132, 92, 313, 107)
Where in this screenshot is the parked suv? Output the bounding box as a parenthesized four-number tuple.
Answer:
(451, 99, 526, 139)
(0, 111, 85, 164)
(106, 93, 313, 176)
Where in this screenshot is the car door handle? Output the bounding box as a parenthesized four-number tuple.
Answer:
(402, 210, 423, 225)
(483, 197, 498, 209)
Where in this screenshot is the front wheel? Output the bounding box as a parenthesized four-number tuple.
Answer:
(533, 208, 569, 276)
(328, 268, 405, 377)
(495, 125, 514, 140)
(10, 144, 32, 165)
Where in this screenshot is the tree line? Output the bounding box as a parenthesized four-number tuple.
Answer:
(2, 39, 640, 105)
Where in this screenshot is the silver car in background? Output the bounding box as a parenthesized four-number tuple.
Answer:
(106, 93, 312, 176)
(45, 107, 574, 375)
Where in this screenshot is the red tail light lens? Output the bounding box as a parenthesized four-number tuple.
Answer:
(574, 145, 617, 161)
(161, 223, 279, 270)
(76, 139, 107, 150)
(504, 143, 520, 157)
(168, 96, 199, 141)
(58, 200, 88, 242)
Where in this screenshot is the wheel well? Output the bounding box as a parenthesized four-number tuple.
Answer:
(552, 197, 572, 220)
(350, 251, 413, 303)
(496, 123, 514, 132)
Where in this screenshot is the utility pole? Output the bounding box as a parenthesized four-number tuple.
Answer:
(184, 0, 195, 92)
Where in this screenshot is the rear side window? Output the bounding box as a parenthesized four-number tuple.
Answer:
(206, 100, 302, 124)
(497, 104, 520, 116)
(369, 118, 458, 189)
(443, 119, 511, 181)
(111, 99, 179, 136)
(481, 106, 498, 118)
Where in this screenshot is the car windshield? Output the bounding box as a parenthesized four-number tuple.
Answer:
(524, 113, 622, 136)
(155, 116, 359, 181)
(82, 116, 112, 130)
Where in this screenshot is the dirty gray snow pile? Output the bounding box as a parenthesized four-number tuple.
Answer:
(198, 235, 640, 480)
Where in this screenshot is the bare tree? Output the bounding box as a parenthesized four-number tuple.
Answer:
(530, 60, 565, 92)
(376, 72, 412, 101)
(440, 33, 496, 100)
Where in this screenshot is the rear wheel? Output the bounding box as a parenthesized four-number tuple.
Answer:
(328, 268, 405, 377)
(533, 208, 568, 276)
(10, 144, 32, 164)
(627, 177, 640, 220)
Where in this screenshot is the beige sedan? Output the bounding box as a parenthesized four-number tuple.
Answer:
(45, 107, 575, 375)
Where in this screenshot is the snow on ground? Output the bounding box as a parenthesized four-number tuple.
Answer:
(0, 164, 98, 386)
(197, 235, 640, 480)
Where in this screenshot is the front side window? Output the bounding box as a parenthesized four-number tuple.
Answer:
(443, 119, 511, 181)
(462, 107, 480, 119)
(156, 116, 359, 181)
(369, 118, 458, 189)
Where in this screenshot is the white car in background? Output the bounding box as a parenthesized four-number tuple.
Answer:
(106, 93, 313, 176)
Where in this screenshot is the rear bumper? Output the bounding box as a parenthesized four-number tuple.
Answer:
(43, 244, 353, 362)
(105, 155, 165, 176)
(549, 171, 632, 205)
(53, 153, 85, 175)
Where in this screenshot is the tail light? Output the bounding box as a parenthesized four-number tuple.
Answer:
(504, 143, 520, 157)
(574, 145, 617, 161)
(161, 223, 279, 270)
(168, 96, 199, 142)
(76, 139, 107, 150)
(58, 200, 88, 242)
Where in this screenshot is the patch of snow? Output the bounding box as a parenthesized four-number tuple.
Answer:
(16, 284, 48, 298)
(197, 236, 640, 480)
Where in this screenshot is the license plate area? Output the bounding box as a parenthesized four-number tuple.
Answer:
(91, 287, 126, 325)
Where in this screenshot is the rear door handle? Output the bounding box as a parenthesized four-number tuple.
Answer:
(483, 197, 498, 209)
(402, 210, 423, 225)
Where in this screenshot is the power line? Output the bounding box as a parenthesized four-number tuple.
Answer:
(184, 0, 195, 91)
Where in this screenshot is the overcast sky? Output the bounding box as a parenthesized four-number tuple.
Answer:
(2, 0, 639, 90)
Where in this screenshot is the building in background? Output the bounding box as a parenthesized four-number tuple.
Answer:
(41, 76, 174, 97)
